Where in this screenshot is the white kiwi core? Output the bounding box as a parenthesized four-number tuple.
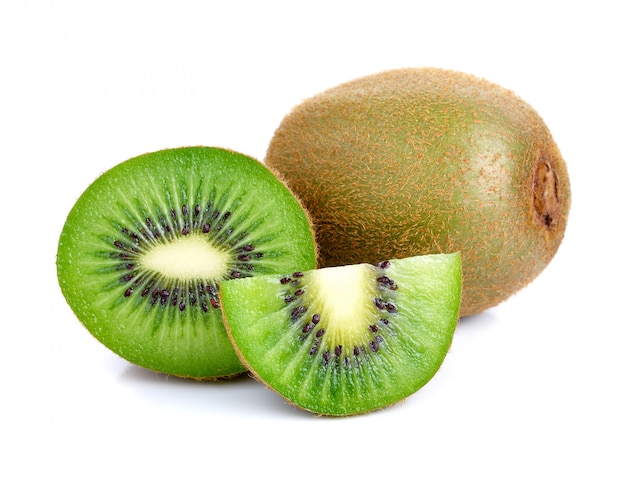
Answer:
(140, 235, 229, 280)
(309, 264, 376, 348)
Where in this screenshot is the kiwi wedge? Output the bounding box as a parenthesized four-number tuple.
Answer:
(57, 146, 317, 379)
(221, 253, 461, 416)
(265, 67, 571, 316)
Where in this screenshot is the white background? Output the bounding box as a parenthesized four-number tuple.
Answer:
(2, 1, 624, 483)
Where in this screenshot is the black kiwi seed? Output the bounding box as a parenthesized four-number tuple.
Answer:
(291, 305, 307, 321)
(377, 276, 399, 291)
(385, 302, 398, 314)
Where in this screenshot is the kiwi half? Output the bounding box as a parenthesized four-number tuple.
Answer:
(221, 253, 461, 416)
(265, 67, 571, 316)
(57, 146, 317, 379)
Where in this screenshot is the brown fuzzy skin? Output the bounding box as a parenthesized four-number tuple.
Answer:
(265, 68, 571, 316)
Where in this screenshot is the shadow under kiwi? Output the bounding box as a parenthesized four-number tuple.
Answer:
(115, 361, 314, 419)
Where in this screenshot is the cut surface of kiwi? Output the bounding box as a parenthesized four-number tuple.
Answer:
(221, 253, 461, 416)
(57, 146, 317, 379)
(265, 67, 571, 316)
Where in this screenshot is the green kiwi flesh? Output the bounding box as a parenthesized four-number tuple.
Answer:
(265, 67, 571, 316)
(220, 253, 461, 416)
(56, 147, 317, 379)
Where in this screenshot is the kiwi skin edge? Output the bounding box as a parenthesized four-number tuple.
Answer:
(265, 67, 571, 317)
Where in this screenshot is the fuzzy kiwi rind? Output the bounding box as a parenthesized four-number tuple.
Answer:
(220, 253, 462, 416)
(56, 146, 317, 379)
(265, 67, 571, 317)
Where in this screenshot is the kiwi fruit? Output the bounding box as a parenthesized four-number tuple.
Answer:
(220, 253, 462, 416)
(56, 146, 317, 379)
(265, 67, 571, 316)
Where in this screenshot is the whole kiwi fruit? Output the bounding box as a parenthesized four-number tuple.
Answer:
(265, 67, 571, 316)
